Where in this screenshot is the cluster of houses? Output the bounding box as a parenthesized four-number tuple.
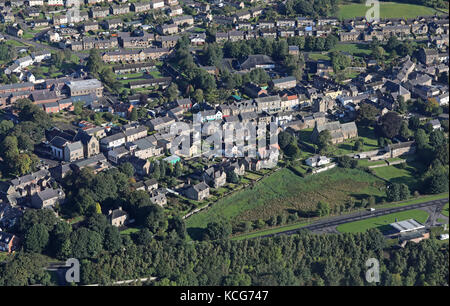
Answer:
(4, 51, 52, 80)
(0, 78, 105, 112)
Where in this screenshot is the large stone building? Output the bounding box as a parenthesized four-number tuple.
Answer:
(65, 79, 103, 97)
(312, 121, 358, 144)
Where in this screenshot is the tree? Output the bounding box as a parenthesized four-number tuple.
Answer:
(85, 213, 109, 236)
(226, 170, 240, 184)
(173, 162, 182, 178)
(0, 120, 14, 136)
(136, 228, 153, 245)
(86, 49, 103, 77)
(284, 143, 301, 159)
(130, 107, 138, 121)
(103, 226, 121, 252)
(429, 130, 446, 149)
(70, 228, 103, 259)
(414, 129, 429, 150)
(317, 201, 330, 217)
(357, 103, 379, 126)
(425, 173, 449, 194)
(317, 130, 332, 153)
(192, 88, 204, 103)
(337, 155, 357, 168)
(168, 216, 186, 240)
(24, 224, 49, 253)
(380, 112, 402, 139)
(278, 131, 294, 150)
(49, 221, 72, 259)
(408, 116, 420, 131)
(353, 138, 364, 151)
(203, 220, 232, 240)
(151, 163, 161, 180)
(165, 83, 179, 101)
(399, 121, 413, 140)
(119, 162, 135, 177)
(386, 183, 409, 202)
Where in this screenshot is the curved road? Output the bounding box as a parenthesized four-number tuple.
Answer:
(262, 197, 449, 238)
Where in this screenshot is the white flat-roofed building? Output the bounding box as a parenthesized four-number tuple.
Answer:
(66, 79, 103, 97)
(390, 219, 425, 233)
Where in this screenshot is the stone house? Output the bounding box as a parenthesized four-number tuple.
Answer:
(312, 121, 358, 144)
(30, 188, 65, 209)
(108, 207, 128, 227)
(185, 182, 210, 201)
(202, 167, 227, 188)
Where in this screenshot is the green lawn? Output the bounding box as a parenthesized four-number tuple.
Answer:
(358, 159, 387, 167)
(372, 160, 425, 191)
(333, 126, 380, 156)
(332, 43, 372, 56)
(231, 220, 311, 241)
(120, 227, 141, 235)
(308, 53, 331, 61)
(186, 167, 386, 239)
(442, 203, 449, 217)
(4, 40, 26, 47)
(336, 209, 429, 233)
(337, 2, 442, 19)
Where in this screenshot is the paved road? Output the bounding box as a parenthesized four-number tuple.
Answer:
(261, 197, 449, 238)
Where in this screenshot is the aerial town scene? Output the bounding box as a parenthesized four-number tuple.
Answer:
(0, 0, 448, 291)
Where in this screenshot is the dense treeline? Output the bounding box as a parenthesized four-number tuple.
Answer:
(1, 229, 448, 286)
(281, 0, 339, 18)
(348, 0, 448, 9)
(0, 99, 51, 178)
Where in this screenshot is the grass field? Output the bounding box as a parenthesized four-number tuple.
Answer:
(337, 2, 442, 19)
(186, 167, 386, 239)
(372, 160, 425, 191)
(332, 43, 372, 56)
(233, 193, 448, 240)
(231, 220, 310, 241)
(442, 203, 449, 217)
(120, 227, 141, 235)
(336, 209, 429, 233)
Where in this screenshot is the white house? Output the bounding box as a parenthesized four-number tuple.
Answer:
(429, 119, 441, 130)
(437, 92, 449, 106)
(32, 51, 51, 63)
(306, 155, 330, 167)
(15, 56, 34, 69)
(100, 132, 126, 151)
(196, 110, 223, 123)
(151, 0, 165, 9)
(28, 0, 44, 6)
(47, 0, 64, 5)
(26, 72, 36, 83)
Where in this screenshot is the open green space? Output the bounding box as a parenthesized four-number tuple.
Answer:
(332, 43, 372, 56)
(231, 220, 311, 241)
(337, 2, 443, 19)
(442, 203, 449, 217)
(336, 209, 429, 233)
(186, 167, 386, 239)
(333, 126, 380, 156)
(372, 160, 425, 191)
(358, 159, 387, 167)
(308, 52, 331, 61)
(120, 227, 141, 235)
